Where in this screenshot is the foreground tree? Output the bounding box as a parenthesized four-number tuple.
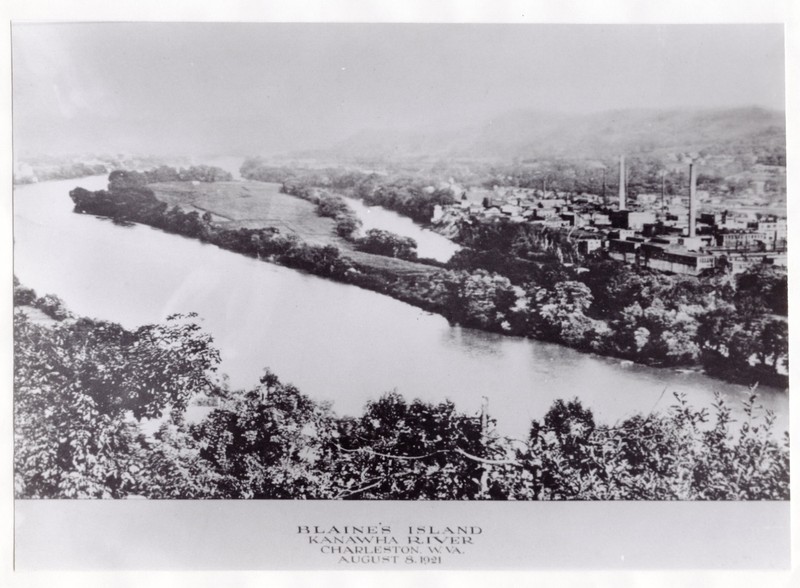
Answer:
(176, 370, 339, 499)
(14, 311, 220, 498)
(14, 295, 789, 500)
(513, 392, 789, 500)
(327, 392, 507, 499)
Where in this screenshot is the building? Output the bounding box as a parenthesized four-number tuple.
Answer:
(608, 239, 716, 275)
(577, 237, 603, 255)
(610, 210, 657, 231)
(590, 212, 611, 226)
(749, 219, 787, 249)
(715, 231, 766, 249)
(607, 238, 640, 262)
(643, 249, 716, 276)
(678, 236, 706, 252)
(609, 228, 636, 241)
(714, 251, 788, 274)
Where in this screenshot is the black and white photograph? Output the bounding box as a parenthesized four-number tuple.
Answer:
(6, 3, 795, 576)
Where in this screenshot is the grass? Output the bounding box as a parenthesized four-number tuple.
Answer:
(149, 181, 441, 276)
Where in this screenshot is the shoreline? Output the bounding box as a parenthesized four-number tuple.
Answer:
(64, 176, 787, 392)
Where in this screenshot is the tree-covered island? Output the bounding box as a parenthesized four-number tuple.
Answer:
(68, 165, 788, 389)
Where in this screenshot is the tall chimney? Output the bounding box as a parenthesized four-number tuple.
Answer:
(618, 155, 626, 211)
(688, 162, 697, 238)
(601, 168, 607, 206)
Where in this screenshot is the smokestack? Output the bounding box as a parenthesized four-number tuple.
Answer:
(688, 162, 697, 238)
(618, 155, 626, 211)
(601, 168, 607, 206)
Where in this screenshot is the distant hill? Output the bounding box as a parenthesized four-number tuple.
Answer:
(315, 106, 785, 161)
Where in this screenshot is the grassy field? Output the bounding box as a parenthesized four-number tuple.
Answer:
(149, 181, 440, 276)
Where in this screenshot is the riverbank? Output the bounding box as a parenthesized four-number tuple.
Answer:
(148, 179, 442, 277)
(14, 174, 788, 439)
(67, 172, 788, 391)
(14, 281, 789, 500)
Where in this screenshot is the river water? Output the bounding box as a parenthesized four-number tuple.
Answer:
(341, 195, 460, 262)
(13, 175, 788, 437)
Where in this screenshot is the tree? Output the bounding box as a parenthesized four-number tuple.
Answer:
(758, 319, 788, 372)
(528, 281, 594, 346)
(355, 229, 418, 260)
(334, 213, 362, 239)
(14, 312, 220, 498)
(734, 264, 786, 318)
(697, 303, 738, 356)
(185, 369, 338, 498)
(516, 393, 788, 500)
(317, 194, 350, 218)
(13, 276, 37, 306)
(328, 392, 503, 499)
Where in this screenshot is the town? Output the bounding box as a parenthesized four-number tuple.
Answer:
(433, 155, 787, 276)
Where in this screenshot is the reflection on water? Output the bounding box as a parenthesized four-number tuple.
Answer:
(13, 175, 788, 438)
(441, 326, 505, 358)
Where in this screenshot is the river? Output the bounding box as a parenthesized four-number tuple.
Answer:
(13, 175, 788, 437)
(341, 195, 460, 262)
(192, 154, 459, 261)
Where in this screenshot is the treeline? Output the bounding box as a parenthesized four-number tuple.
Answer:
(15, 162, 233, 186)
(241, 160, 457, 225)
(13, 277, 73, 320)
(453, 216, 583, 266)
(280, 181, 420, 260)
(355, 179, 457, 225)
(69, 172, 788, 388)
(13, 297, 789, 500)
(113, 164, 233, 185)
(70, 171, 356, 277)
(14, 162, 108, 185)
(239, 159, 368, 189)
(480, 152, 786, 198)
(280, 181, 363, 239)
(384, 260, 788, 387)
(239, 153, 783, 208)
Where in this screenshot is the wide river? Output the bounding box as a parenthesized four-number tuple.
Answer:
(13, 175, 788, 437)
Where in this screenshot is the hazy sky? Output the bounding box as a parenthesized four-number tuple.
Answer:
(12, 23, 785, 157)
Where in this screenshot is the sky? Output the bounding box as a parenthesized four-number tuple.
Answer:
(12, 23, 786, 157)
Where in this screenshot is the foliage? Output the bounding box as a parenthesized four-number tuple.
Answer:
(515, 392, 789, 500)
(327, 393, 501, 499)
(34, 294, 73, 321)
(13, 277, 73, 320)
(354, 229, 418, 260)
(244, 163, 456, 226)
(176, 370, 339, 498)
(68, 170, 788, 388)
(13, 161, 108, 185)
(14, 311, 220, 497)
(14, 300, 789, 500)
(734, 264, 788, 317)
(13, 276, 37, 307)
(108, 165, 233, 187)
(334, 213, 363, 238)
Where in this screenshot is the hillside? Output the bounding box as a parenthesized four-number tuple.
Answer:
(315, 106, 785, 162)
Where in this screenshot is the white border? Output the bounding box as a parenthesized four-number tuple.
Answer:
(2, 1, 798, 586)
